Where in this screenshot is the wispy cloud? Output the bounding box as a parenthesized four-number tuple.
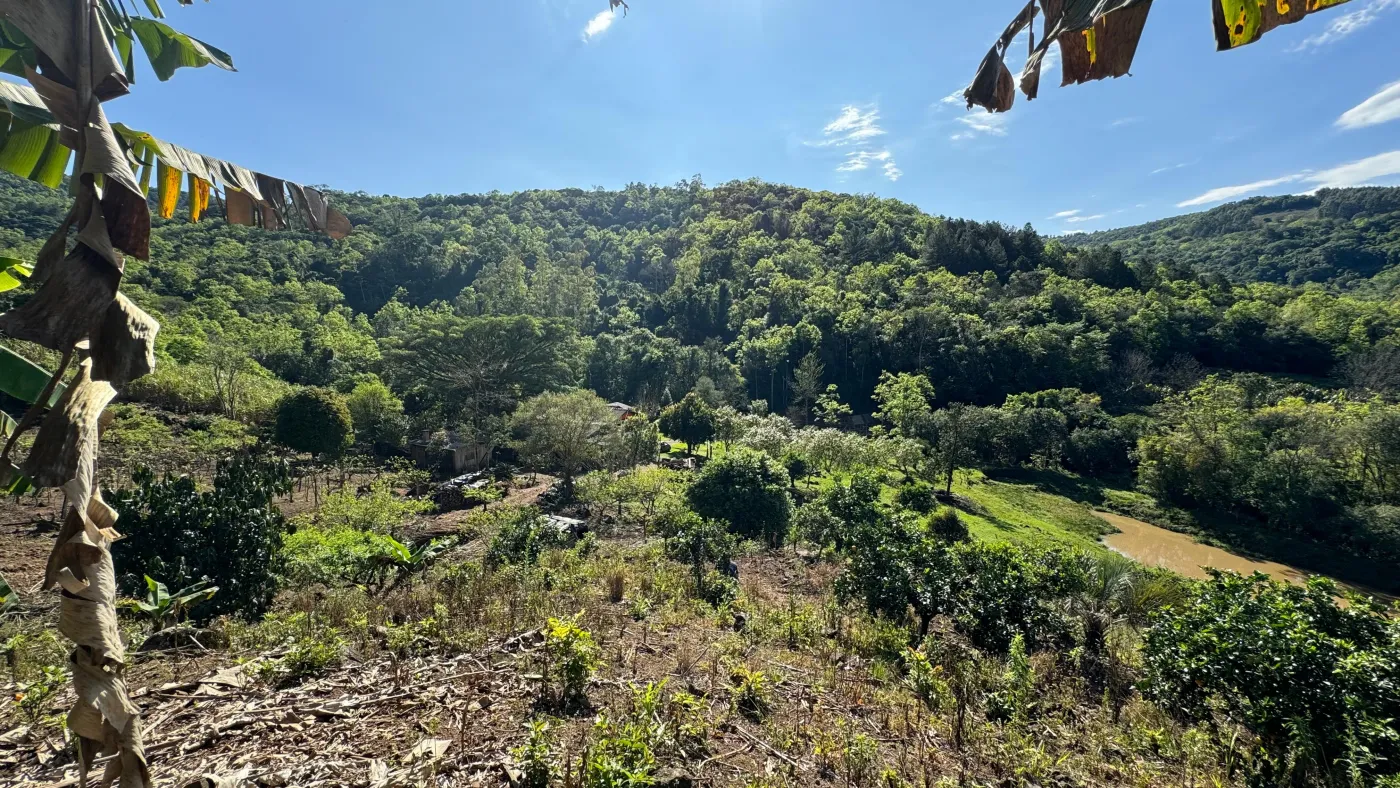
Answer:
(582, 9, 616, 41)
(1050, 209, 1081, 219)
(1151, 161, 1194, 175)
(812, 105, 901, 181)
(1109, 116, 1142, 128)
(951, 112, 1009, 141)
(1178, 175, 1308, 207)
(1177, 150, 1400, 207)
(1066, 213, 1106, 223)
(1291, 0, 1398, 50)
(820, 106, 887, 145)
(1337, 80, 1400, 130)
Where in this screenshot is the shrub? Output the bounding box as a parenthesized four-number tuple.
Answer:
(543, 613, 600, 707)
(1143, 571, 1400, 786)
(111, 453, 291, 620)
(839, 528, 1085, 652)
(926, 507, 969, 542)
(513, 720, 556, 788)
(729, 664, 772, 720)
(660, 511, 738, 602)
(486, 507, 572, 568)
(274, 388, 353, 458)
(904, 645, 949, 712)
(686, 449, 793, 546)
(262, 631, 345, 687)
(281, 525, 403, 587)
(309, 480, 433, 533)
(895, 480, 937, 513)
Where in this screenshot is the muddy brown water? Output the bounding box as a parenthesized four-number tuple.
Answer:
(1097, 511, 1397, 603)
(1096, 511, 1316, 585)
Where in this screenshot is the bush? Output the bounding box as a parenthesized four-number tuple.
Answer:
(895, 480, 937, 513)
(280, 525, 403, 587)
(111, 453, 291, 620)
(274, 388, 353, 457)
(125, 360, 289, 423)
(1143, 571, 1400, 786)
(686, 449, 793, 546)
(838, 527, 1085, 652)
(543, 613, 600, 707)
(486, 507, 572, 568)
(660, 511, 738, 602)
(927, 507, 969, 542)
(308, 480, 433, 533)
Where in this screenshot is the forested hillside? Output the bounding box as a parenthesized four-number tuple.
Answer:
(1070, 187, 1400, 291)
(3, 172, 1400, 564)
(7, 172, 1400, 787)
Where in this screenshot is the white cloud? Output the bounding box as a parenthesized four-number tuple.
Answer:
(821, 106, 887, 144)
(1177, 149, 1400, 207)
(1051, 209, 1081, 219)
(1151, 162, 1193, 175)
(1337, 80, 1400, 130)
(1291, 0, 1398, 50)
(1109, 116, 1142, 128)
(1178, 175, 1307, 207)
(1066, 213, 1106, 223)
(812, 105, 901, 182)
(950, 112, 1009, 141)
(1309, 150, 1400, 189)
(582, 9, 616, 41)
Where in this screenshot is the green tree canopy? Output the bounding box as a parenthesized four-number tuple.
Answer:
(686, 449, 793, 546)
(274, 388, 354, 458)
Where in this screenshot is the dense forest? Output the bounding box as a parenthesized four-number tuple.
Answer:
(3, 173, 1400, 564)
(1071, 187, 1400, 292)
(6, 172, 1400, 787)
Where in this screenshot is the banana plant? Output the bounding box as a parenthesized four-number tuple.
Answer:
(120, 575, 218, 631)
(386, 536, 447, 575)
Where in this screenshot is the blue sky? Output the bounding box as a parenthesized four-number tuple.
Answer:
(70, 0, 1400, 232)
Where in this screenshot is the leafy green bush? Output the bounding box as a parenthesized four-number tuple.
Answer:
(543, 613, 600, 707)
(729, 663, 772, 720)
(659, 511, 738, 603)
(926, 507, 969, 542)
(513, 719, 557, 788)
(344, 377, 407, 450)
(262, 631, 345, 687)
(839, 520, 1086, 652)
(125, 360, 289, 423)
(486, 507, 572, 568)
(686, 449, 793, 546)
(111, 453, 291, 620)
(274, 388, 353, 457)
(307, 480, 433, 533)
(1144, 571, 1400, 786)
(895, 480, 937, 513)
(281, 525, 403, 587)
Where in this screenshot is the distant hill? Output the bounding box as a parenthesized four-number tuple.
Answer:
(1067, 187, 1400, 292)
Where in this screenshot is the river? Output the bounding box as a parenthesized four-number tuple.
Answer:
(1098, 511, 1313, 585)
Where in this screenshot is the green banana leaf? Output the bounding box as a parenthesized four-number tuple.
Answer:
(0, 345, 65, 408)
(129, 18, 235, 81)
(0, 121, 51, 182)
(0, 257, 32, 292)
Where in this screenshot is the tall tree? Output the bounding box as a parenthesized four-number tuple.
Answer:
(511, 390, 619, 495)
